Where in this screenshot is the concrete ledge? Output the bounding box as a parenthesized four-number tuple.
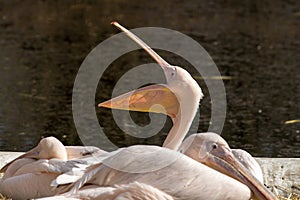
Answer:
(0, 152, 23, 169)
(0, 152, 299, 196)
(256, 158, 300, 196)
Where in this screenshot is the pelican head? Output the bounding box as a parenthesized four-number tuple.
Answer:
(34, 137, 68, 160)
(110, 22, 202, 98)
(179, 132, 230, 165)
(162, 65, 203, 112)
(179, 133, 277, 200)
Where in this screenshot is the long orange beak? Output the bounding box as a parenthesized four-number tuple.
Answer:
(207, 145, 278, 200)
(99, 84, 179, 118)
(99, 22, 181, 118)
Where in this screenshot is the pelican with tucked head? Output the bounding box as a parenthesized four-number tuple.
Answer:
(0, 137, 104, 199)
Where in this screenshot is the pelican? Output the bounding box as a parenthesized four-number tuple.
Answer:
(99, 21, 203, 151)
(98, 22, 264, 184)
(179, 133, 263, 183)
(0, 137, 106, 199)
(50, 22, 276, 200)
(99, 22, 265, 183)
(179, 132, 268, 199)
(0, 137, 68, 199)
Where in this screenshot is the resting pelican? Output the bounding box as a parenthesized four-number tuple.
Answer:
(50, 22, 276, 200)
(179, 132, 268, 199)
(179, 133, 263, 183)
(0, 137, 68, 199)
(0, 137, 106, 199)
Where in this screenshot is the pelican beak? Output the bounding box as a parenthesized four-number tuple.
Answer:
(0, 146, 40, 173)
(98, 84, 179, 118)
(100, 22, 180, 117)
(100, 23, 180, 117)
(207, 146, 277, 200)
(111, 22, 173, 74)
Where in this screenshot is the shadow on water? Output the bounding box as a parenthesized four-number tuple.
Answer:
(0, 0, 299, 157)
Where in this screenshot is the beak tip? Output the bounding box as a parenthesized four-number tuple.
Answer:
(98, 101, 112, 108)
(111, 21, 118, 26)
(98, 103, 104, 107)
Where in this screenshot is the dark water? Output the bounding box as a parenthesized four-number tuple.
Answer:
(0, 0, 299, 157)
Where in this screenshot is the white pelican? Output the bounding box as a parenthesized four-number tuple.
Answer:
(179, 132, 268, 199)
(99, 22, 265, 183)
(49, 22, 276, 200)
(180, 133, 264, 183)
(99, 21, 203, 151)
(0, 137, 106, 199)
(0, 137, 68, 199)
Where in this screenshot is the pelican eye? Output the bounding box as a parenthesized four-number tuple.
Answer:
(212, 143, 218, 149)
(171, 67, 177, 77)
